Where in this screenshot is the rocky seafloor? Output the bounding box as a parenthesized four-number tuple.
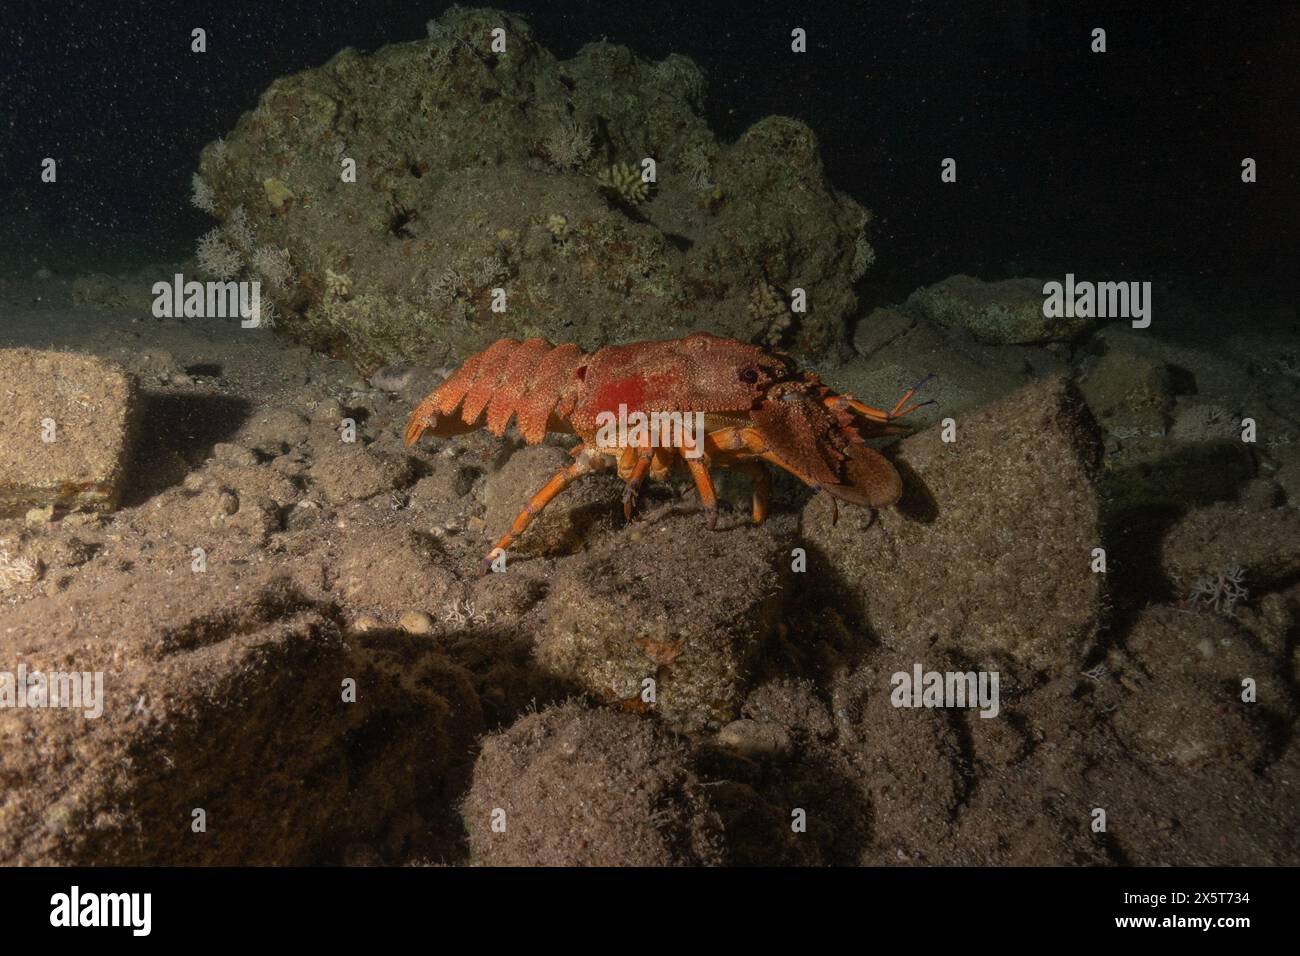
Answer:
(1, 265, 1297, 866)
(1, 7, 1298, 865)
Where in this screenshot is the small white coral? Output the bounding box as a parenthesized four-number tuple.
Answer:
(851, 231, 875, 281)
(428, 266, 470, 305)
(195, 228, 243, 280)
(471, 254, 508, 288)
(224, 206, 257, 254)
(0, 550, 40, 592)
(1186, 565, 1248, 616)
(541, 116, 593, 170)
(1170, 403, 1236, 442)
(442, 597, 488, 627)
(749, 280, 792, 346)
(677, 140, 715, 190)
(250, 245, 294, 294)
(190, 173, 216, 215)
(255, 299, 279, 329)
(324, 269, 352, 300)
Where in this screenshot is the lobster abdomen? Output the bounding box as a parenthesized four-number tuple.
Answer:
(404, 338, 588, 447)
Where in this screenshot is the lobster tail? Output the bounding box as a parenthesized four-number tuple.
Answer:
(404, 338, 588, 446)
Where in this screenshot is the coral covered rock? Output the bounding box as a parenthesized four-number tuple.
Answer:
(0, 565, 483, 865)
(196, 7, 872, 368)
(1108, 605, 1291, 770)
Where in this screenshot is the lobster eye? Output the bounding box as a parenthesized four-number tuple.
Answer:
(739, 367, 759, 384)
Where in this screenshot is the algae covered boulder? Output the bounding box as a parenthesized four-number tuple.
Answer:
(802, 377, 1105, 674)
(194, 6, 873, 368)
(907, 274, 1092, 345)
(462, 702, 726, 866)
(533, 512, 786, 729)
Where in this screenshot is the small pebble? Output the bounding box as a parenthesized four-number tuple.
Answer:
(212, 442, 258, 467)
(398, 610, 434, 635)
(285, 500, 321, 530)
(718, 719, 792, 761)
(368, 364, 416, 393)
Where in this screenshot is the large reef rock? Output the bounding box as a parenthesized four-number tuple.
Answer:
(196, 6, 873, 368)
(0, 564, 483, 865)
(802, 377, 1105, 675)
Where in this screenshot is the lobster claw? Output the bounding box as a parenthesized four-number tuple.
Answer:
(823, 444, 902, 509)
(750, 397, 842, 487)
(751, 398, 902, 509)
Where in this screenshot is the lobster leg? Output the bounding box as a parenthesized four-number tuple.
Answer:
(684, 457, 719, 530)
(620, 441, 655, 522)
(734, 460, 771, 525)
(482, 443, 608, 573)
(707, 429, 868, 512)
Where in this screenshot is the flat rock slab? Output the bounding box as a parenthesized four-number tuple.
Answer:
(0, 348, 139, 516)
(907, 274, 1093, 345)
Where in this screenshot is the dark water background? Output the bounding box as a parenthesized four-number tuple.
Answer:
(3, 0, 1297, 298)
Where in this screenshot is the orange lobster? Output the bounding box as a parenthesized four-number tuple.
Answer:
(405, 333, 931, 571)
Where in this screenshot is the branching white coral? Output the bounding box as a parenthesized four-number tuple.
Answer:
(195, 228, 243, 280)
(428, 266, 470, 305)
(677, 141, 715, 190)
(255, 299, 279, 329)
(0, 550, 40, 591)
(1170, 404, 1236, 442)
(224, 206, 257, 254)
(1186, 565, 1248, 616)
(541, 116, 593, 170)
(251, 245, 294, 294)
(442, 597, 488, 627)
(851, 232, 875, 281)
(471, 254, 508, 287)
(190, 173, 217, 215)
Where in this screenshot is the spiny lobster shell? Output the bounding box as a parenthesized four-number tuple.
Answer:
(406, 332, 911, 509)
